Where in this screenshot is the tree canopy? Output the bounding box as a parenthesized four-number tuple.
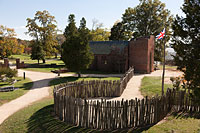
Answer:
(110, 0, 173, 61)
(171, 0, 200, 102)
(90, 19, 110, 41)
(61, 15, 93, 77)
(0, 25, 24, 58)
(26, 10, 59, 63)
(109, 21, 131, 41)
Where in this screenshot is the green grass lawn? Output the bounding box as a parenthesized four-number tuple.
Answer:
(0, 77, 33, 106)
(0, 75, 199, 132)
(158, 65, 177, 71)
(8, 54, 66, 73)
(143, 113, 200, 133)
(0, 97, 123, 133)
(0, 77, 121, 133)
(49, 76, 120, 87)
(140, 76, 173, 97)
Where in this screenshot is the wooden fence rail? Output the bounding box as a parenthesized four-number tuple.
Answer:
(54, 67, 134, 98)
(53, 67, 200, 130)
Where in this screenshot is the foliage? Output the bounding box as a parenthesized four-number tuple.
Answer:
(109, 21, 131, 41)
(0, 67, 17, 81)
(170, 76, 187, 91)
(0, 25, 24, 58)
(90, 28, 110, 41)
(110, 0, 173, 61)
(89, 19, 110, 41)
(55, 34, 65, 56)
(61, 14, 94, 77)
(26, 10, 59, 63)
(171, 0, 200, 103)
(30, 41, 45, 64)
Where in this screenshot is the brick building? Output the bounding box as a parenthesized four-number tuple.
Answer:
(89, 36, 154, 73)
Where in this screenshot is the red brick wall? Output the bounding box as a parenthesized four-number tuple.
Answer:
(90, 36, 154, 73)
(129, 36, 154, 73)
(90, 47, 128, 73)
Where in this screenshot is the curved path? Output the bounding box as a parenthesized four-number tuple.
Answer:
(0, 70, 58, 124)
(0, 69, 121, 125)
(0, 69, 182, 125)
(111, 70, 183, 101)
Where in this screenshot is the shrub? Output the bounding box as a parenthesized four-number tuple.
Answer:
(0, 67, 17, 81)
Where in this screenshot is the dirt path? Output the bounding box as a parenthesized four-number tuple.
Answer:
(0, 69, 122, 125)
(0, 70, 56, 124)
(110, 70, 183, 101)
(0, 69, 182, 125)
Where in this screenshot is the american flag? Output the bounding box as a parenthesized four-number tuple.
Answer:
(156, 28, 165, 40)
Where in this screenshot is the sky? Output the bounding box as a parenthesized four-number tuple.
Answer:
(0, 0, 184, 40)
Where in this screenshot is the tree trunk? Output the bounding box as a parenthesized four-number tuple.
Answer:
(38, 59, 39, 64)
(55, 53, 57, 58)
(42, 59, 46, 64)
(78, 72, 81, 78)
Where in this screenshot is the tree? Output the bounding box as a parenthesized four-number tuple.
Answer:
(90, 19, 110, 41)
(26, 10, 59, 63)
(111, 0, 173, 61)
(90, 28, 110, 41)
(109, 21, 131, 40)
(0, 25, 24, 58)
(30, 41, 45, 64)
(61, 15, 93, 77)
(171, 0, 200, 102)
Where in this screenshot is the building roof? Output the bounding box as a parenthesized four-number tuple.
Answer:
(89, 41, 129, 55)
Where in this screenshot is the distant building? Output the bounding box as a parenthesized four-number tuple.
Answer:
(89, 35, 154, 73)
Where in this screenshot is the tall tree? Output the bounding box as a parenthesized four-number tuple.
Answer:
(90, 28, 110, 41)
(61, 15, 93, 77)
(26, 10, 59, 63)
(0, 25, 24, 58)
(30, 41, 45, 64)
(90, 19, 110, 41)
(109, 21, 131, 40)
(110, 0, 173, 61)
(171, 0, 200, 102)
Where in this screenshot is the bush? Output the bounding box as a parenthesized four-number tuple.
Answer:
(0, 67, 17, 81)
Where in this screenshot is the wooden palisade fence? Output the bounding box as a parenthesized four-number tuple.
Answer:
(53, 67, 200, 130)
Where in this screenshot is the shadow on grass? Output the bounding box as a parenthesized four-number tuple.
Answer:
(19, 81, 33, 90)
(0, 83, 8, 87)
(49, 76, 79, 86)
(25, 63, 65, 69)
(171, 111, 200, 119)
(81, 70, 121, 75)
(26, 104, 157, 133)
(26, 104, 102, 133)
(49, 76, 119, 87)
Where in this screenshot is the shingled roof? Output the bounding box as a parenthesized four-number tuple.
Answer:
(89, 41, 129, 55)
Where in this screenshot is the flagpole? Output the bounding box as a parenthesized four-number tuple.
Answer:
(161, 36, 166, 96)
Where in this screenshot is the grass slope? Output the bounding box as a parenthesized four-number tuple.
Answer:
(0, 77, 122, 133)
(0, 77, 33, 105)
(140, 76, 173, 97)
(144, 113, 200, 133)
(2, 75, 199, 132)
(0, 97, 128, 133)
